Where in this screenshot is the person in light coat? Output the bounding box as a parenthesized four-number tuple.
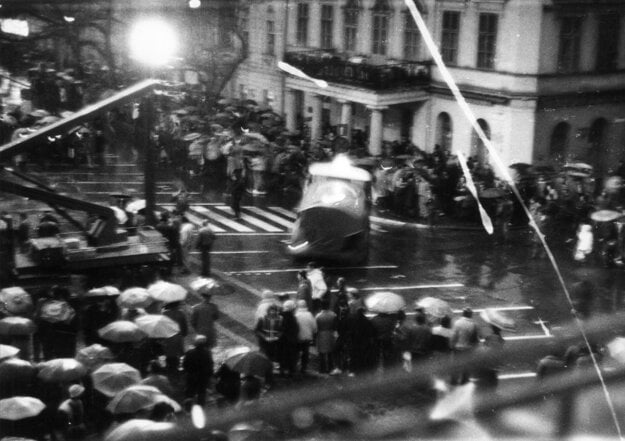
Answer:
(575, 223, 594, 262)
(179, 216, 195, 274)
(295, 300, 317, 374)
(254, 290, 280, 325)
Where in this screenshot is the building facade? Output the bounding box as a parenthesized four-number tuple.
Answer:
(230, 0, 625, 173)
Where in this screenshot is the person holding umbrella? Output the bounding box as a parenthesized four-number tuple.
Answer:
(56, 384, 86, 440)
(190, 292, 219, 350)
(196, 220, 216, 277)
(161, 301, 188, 375)
(182, 335, 213, 407)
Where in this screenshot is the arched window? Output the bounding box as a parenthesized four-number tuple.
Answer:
(549, 122, 570, 163)
(589, 118, 608, 175)
(436, 112, 453, 152)
(470, 119, 490, 165)
(371, 0, 391, 55)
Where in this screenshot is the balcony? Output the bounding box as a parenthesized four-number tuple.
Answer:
(283, 49, 431, 91)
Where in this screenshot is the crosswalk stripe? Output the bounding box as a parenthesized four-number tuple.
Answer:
(161, 205, 226, 233)
(191, 205, 254, 232)
(215, 206, 283, 232)
(244, 206, 294, 229)
(269, 206, 297, 220)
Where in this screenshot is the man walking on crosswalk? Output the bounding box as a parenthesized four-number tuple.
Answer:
(197, 220, 216, 276)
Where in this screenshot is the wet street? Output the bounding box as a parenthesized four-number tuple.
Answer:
(6, 162, 625, 377)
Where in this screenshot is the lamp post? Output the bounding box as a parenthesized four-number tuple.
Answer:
(128, 18, 178, 226)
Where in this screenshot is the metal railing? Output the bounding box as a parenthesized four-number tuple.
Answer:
(283, 49, 431, 90)
(125, 311, 625, 440)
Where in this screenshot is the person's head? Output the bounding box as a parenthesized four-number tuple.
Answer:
(297, 270, 307, 281)
(283, 300, 296, 312)
(415, 312, 427, 325)
(261, 289, 275, 301)
(147, 360, 166, 375)
(202, 220, 210, 227)
(160, 212, 170, 222)
(201, 292, 213, 302)
(19, 212, 27, 221)
(267, 304, 280, 316)
(306, 261, 317, 271)
(336, 277, 346, 289)
(277, 293, 290, 304)
(194, 334, 208, 347)
(321, 299, 330, 311)
(348, 287, 360, 300)
(462, 307, 473, 318)
(68, 384, 85, 400)
(296, 299, 308, 310)
(150, 402, 175, 422)
(396, 310, 406, 322)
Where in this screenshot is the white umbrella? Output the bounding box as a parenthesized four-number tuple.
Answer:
(86, 286, 120, 297)
(92, 363, 141, 397)
(147, 281, 187, 303)
(125, 199, 146, 214)
(0, 396, 45, 420)
(365, 291, 406, 314)
(111, 207, 128, 224)
(134, 314, 180, 339)
(104, 419, 175, 441)
(117, 287, 152, 309)
(0, 344, 20, 361)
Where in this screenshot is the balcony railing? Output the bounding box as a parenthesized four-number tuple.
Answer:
(284, 49, 431, 90)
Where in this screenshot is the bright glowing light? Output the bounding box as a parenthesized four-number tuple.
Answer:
(129, 18, 178, 67)
(63, 16, 75, 23)
(188, 0, 201, 8)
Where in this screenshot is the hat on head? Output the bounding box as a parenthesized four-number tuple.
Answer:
(261, 290, 275, 300)
(283, 300, 296, 312)
(195, 334, 208, 346)
(69, 384, 85, 398)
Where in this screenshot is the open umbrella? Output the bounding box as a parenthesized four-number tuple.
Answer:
(110, 206, 128, 225)
(76, 344, 115, 370)
(210, 123, 224, 132)
(0, 397, 45, 420)
(607, 337, 625, 364)
(125, 199, 146, 214)
(189, 277, 229, 296)
(480, 308, 517, 332)
(104, 419, 175, 441)
(224, 350, 272, 377)
(39, 300, 75, 324)
(605, 176, 623, 194)
(29, 109, 50, 118)
(92, 363, 141, 397)
(85, 286, 120, 298)
(147, 281, 187, 303)
(134, 314, 180, 339)
(0, 358, 37, 382)
(590, 210, 621, 223)
(38, 115, 61, 125)
(0, 317, 36, 336)
(0, 344, 19, 361)
(365, 291, 406, 314)
(182, 132, 202, 142)
(38, 358, 86, 383)
(0, 287, 33, 315)
(564, 162, 593, 172)
(216, 346, 251, 366)
(98, 321, 146, 343)
(415, 297, 453, 319)
(106, 385, 164, 414)
(243, 131, 268, 143)
(117, 288, 152, 309)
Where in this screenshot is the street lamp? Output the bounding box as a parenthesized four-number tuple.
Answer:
(128, 18, 178, 69)
(128, 18, 178, 226)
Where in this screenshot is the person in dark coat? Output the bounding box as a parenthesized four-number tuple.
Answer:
(295, 270, 312, 312)
(82, 298, 118, 346)
(229, 168, 246, 219)
(196, 220, 216, 276)
(182, 335, 214, 406)
(315, 300, 337, 374)
(255, 304, 283, 362)
(370, 312, 399, 371)
(214, 363, 241, 407)
(349, 307, 378, 375)
(191, 292, 219, 349)
(279, 300, 299, 377)
(161, 301, 188, 374)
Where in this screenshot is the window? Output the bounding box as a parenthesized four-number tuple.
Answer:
(238, 7, 249, 51)
(404, 12, 420, 60)
(596, 13, 620, 72)
(344, 0, 360, 52)
(558, 16, 583, 73)
(296, 3, 309, 46)
(550, 122, 570, 162)
(321, 5, 334, 49)
(436, 112, 453, 152)
(441, 11, 460, 65)
(372, 0, 391, 55)
(477, 13, 498, 69)
(266, 20, 276, 55)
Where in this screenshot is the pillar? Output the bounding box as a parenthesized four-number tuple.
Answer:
(368, 105, 387, 156)
(285, 88, 298, 132)
(339, 99, 353, 142)
(310, 93, 323, 141)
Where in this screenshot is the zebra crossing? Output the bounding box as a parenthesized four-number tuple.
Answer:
(160, 204, 296, 234)
(159, 204, 388, 235)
